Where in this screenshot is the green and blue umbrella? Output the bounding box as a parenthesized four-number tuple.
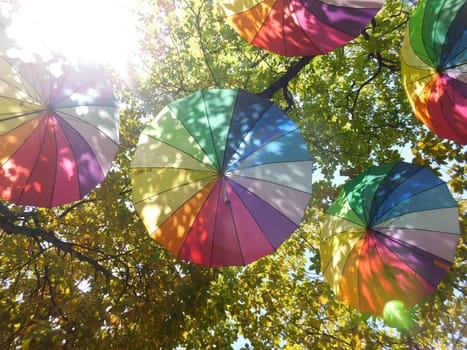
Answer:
(132, 89, 313, 267)
(321, 161, 460, 314)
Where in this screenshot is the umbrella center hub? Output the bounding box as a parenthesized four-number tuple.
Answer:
(45, 103, 56, 115)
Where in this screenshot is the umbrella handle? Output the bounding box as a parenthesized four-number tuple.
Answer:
(222, 179, 231, 206)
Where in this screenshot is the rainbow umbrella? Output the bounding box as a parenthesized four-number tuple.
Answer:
(400, 0, 466, 144)
(0, 38, 119, 207)
(218, 0, 384, 57)
(320, 161, 460, 315)
(132, 89, 312, 267)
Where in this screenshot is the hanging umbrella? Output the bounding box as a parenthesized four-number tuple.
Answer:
(0, 34, 119, 207)
(132, 89, 312, 267)
(320, 161, 460, 315)
(218, 0, 384, 57)
(400, 0, 466, 144)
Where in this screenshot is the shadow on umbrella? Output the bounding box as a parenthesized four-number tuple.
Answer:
(131, 89, 313, 267)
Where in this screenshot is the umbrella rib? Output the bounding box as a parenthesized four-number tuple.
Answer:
(229, 178, 294, 250)
(327, 192, 368, 228)
(305, 2, 372, 43)
(372, 231, 444, 289)
(229, 170, 312, 195)
(356, 235, 364, 312)
(287, 1, 327, 55)
(132, 176, 216, 205)
(372, 181, 454, 226)
(57, 103, 119, 109)
(209, 183, 223, 267)
(443, 60, 466, 71)
(142, 133, 218, 173)
(428, 0, 444, 67)
(53, 108, 119, 147)
(438, 83, 466, 141)
(51, 61, 114, 109)
(18, 57, 53, 106)
(243, 0, 276, 47)
(281, 0, 288, 56)
(324, 214, 366, 233)
(227, 193, 246, 266)
(221, 101, 274, 171)
(359, 168, 371, 225)
(166, 104, 219, 172)
(49, 116, 60, 206)
(154, 178, 219, 258)
(201, 90, 222, 169)
(54, 115, 101, 202)
(376, 223, 460, 237)
(133, 165, 217, 173)
(0, 109, 44, 121)
(47, 60, 75, 107)
(0, 58, 46, 105)
(321, 236, 360, 295)
(225, 126, 301, 172)
(221, 90, 241, 171)
(14, 117, 50, 205)
(367, 162, 399, 224)
(400, 62, 436, 85)
(364, 232, 392, 313)
(0, 80, 43, 107)
(34, 71, 48, 106)
(376, 229, 457, 260)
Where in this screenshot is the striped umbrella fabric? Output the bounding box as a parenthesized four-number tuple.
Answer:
(218, 0, 384, 57)
(0, 33, 119, 207)
(132, 89, 313, 267)
(400, 0, 466, 144)
(320, 161, 460, 314)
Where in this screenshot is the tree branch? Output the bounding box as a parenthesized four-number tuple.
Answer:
(257, 56, 313, 107)
(0, 204, 114, 280)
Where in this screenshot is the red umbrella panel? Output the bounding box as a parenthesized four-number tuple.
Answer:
(218, 0, 384, 57)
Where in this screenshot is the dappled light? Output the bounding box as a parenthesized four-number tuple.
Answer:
(320, 161, 461, 315)
(218, 0, 384, 56)
(132, 89, 312, 267)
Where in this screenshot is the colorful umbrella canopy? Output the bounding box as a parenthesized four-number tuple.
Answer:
(218, 0, 384, 57)
(320, 161, 460, 315)
(132, 89, 313, 267)
(400, 0, 466, 144)
(0, 42, 119, 207)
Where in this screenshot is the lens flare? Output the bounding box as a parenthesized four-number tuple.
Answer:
(383, 300, 414, 331)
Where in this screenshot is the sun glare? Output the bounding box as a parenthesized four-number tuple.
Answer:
(5, 0, 140, 82)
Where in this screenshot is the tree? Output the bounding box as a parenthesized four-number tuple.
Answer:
(0, 0, 465, 349)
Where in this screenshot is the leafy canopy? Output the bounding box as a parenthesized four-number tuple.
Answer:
(0, 0, 465, 349)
